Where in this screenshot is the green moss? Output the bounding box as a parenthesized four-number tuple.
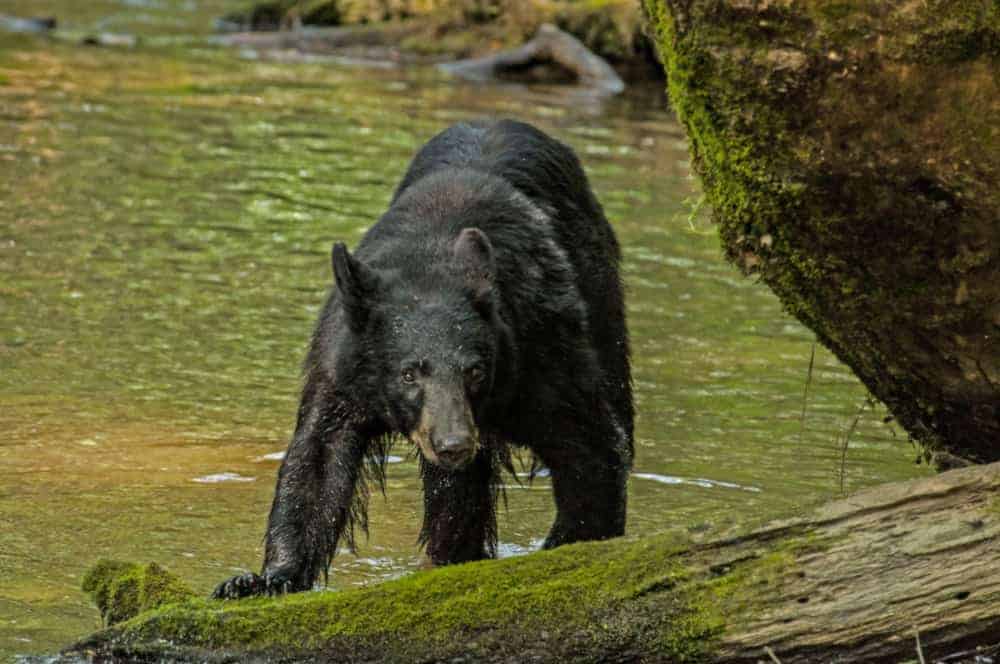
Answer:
(138, 536, 692, 651)
(81, 560, 197, 626)
(71, 530, 838, 660)
(73, 532, 773, 660)
(644, 0, 810, 303)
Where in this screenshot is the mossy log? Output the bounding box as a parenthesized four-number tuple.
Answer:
(65, 462, 1000, 662)
(644, 0, 1000, 464)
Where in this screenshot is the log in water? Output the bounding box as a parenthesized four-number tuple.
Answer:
(65, 462, 1000, 662)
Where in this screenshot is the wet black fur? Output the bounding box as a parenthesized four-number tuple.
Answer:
(213, 119, 633, 598)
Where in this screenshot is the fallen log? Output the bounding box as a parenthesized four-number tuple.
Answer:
(440, 23, 625, 94)
(211, 22, 627, 93)
(63, 462, 1000, 662)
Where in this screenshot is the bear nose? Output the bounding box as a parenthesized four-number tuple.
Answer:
(436, 434, 474, 469)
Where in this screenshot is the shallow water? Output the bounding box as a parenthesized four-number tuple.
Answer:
(0, 9, 931, 659)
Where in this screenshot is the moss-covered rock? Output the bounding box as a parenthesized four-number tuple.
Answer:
(644, 0, 1000, 464)
(81, 560, 197, 626)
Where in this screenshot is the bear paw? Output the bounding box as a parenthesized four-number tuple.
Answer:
(211, 571, 266, 599)
(211, 566, 306, 599)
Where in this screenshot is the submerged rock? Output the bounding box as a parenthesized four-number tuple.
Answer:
(81, 34, 138, 48)
(645, 0, 1000, 463)
(0, 14, 56, 34)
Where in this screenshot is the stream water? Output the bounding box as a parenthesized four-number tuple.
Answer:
(0, 4, 932, 659)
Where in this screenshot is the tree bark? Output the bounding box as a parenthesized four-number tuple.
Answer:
(643, 0, 1000, 464)
(65, 462, 1000, 662)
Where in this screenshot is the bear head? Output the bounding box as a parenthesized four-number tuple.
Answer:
(330, 228, 503, 471)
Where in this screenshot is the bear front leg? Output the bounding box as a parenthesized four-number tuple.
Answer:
(543, 452, 628, 548)
(212, 396, 371, 599)
(419, 451, 497, 565)
(261, 419, 369, 595)
(537, 415, 631, 549)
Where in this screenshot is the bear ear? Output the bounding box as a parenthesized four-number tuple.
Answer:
(452, 227, 495, 311)
(332, 242, 379, 328)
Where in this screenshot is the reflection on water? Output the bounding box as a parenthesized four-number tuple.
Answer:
(632, 472, 762, 493)
(191, 472, 256, 484)
(0, 17, 930, 658)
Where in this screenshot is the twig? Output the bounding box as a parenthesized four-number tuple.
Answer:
(915, 627, 926, 664)
(838, 395, 872, 495)
(764, 645, 783, 664)
(686, 194, 706, 231)
(798, 342, 816, 446)
(678, 194, 712, 235)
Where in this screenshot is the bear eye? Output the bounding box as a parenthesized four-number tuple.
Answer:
(401, 368, 416, 384)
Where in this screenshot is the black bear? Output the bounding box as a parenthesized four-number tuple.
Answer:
(213, 119, 633, 598)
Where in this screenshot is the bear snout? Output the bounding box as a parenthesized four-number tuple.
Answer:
(434, 433, 476, 470)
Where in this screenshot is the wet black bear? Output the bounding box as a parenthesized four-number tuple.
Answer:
(213, 119, 633, 598)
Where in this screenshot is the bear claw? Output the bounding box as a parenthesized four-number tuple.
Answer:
(211, 568, 303, 599)
(211, 571, 265, 599)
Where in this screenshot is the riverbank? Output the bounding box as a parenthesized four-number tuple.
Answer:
(119, 0, 663, 81)
(1, 1, 663, 86)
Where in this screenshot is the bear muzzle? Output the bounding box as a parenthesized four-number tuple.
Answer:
(410, 378, 480, 470)
(433, 432, 477, 470)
